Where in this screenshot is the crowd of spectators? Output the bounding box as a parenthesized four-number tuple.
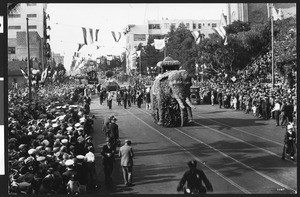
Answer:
(8, 79, 97, 194)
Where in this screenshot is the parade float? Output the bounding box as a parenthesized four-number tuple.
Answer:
(101, 70, 120, 91)
(150, 57, 194, 127)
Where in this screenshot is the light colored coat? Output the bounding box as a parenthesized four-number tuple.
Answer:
(119, 144, 134, 166)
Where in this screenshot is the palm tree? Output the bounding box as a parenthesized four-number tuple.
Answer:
(7, 3, 20, 15)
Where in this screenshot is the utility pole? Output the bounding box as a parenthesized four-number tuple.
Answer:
(26, 18, 32, 101)
(139, 53, 142, 75)
(270, 3, 275, 88)
(41, 37, 44, 70)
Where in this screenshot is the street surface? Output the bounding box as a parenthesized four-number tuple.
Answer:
(89, 94, 297, 195)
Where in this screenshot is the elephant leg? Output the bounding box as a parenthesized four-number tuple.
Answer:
(157, 99, 164, 125)
(187, 106, 193, 123)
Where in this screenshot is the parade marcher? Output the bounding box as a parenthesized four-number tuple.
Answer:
(119, 139, 134, 187)
(116, 90, 122, 106)
(107, 90, 113, 110)
(145, 88, 151, 110)
(101, 138, 115, 187)
(99, 88, 105, 105)
(217, 90, 223, 109)
(108, 116, 120, 152)
(123, 89, 128, 109)
(177, 160, 213, 194)
(282, 123, 296, 161)
(136, 90, 143, 108)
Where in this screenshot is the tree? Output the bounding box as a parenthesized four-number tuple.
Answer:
(7, 3, 20, 15)
(226, 20, 251, 34)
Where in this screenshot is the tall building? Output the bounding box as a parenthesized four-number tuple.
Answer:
(226, 3, 296, 25)
(8, 3, 49, 64)
(8, 3, 50, 86)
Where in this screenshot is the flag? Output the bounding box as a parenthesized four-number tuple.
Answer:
(52, 70, 57, 82)
(95, 29, 99, 42)
(191, 30, 202, 44)
(89, 28, 94, 44)
(271, 6, 283, 20)
(111, 31, 122, 42)
(136, 50, 141, 58)
(213, 13, 228, 45)
(40, 66, 49, 83)
(220, 13, 227, 26)
(20, 68, 28, 80)
(82, 27, 94, 45)
(153, 39, 165, 50)
(213, 26, 226, 39)
(77, 43, 85, 51)
(82, 27, 87, 45)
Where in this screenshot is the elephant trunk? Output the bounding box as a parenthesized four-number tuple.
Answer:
(174, 95, 185, 109)
(185, 97, 195, 109)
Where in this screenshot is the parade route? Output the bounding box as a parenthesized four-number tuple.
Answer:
(89, 95, 297, 194)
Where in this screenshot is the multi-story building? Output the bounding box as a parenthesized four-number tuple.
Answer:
(226, 3, 296, 25)
(53, 53, 65, 66)
(8, 3, 49, 64)
(8, 3, 50, 86)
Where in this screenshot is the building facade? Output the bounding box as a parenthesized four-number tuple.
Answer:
(226, 3, 296, 25)
(53, 53, 65, 65)
(8, 3, 49, 67)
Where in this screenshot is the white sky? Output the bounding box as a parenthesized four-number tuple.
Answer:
(47, 3, 227, 70)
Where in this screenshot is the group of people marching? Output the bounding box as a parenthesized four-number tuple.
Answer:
(97, 84, 151, 110)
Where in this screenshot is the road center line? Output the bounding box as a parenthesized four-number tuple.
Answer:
(126, 108, 251, 194)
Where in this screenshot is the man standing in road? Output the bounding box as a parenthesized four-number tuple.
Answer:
(101, 138, 115, 187)
(119, 139, 134, 187)
(177, 160, 213, 194)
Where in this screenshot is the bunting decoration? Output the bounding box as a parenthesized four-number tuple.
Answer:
(191, 30, 202, 44)
(20, 68, 28, 81)
(40, 65, 49, 84)
(153, 39, 165, 50)
(82, 27, 88, 45)
(77, 43, 85, 51)
(88, 28, 94, 44)
(95, 29, 99, 42)
(272, 6, 283, 20)
(111, 31, 122, 42)
(213, 13, 228, 45)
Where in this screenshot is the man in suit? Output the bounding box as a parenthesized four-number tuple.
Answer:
(101, 138, 115, 187)
(119, 139, 134, 187)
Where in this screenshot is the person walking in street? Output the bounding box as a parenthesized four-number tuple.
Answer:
(145, 88, 151, 110)
(101, 138, 115, 187)
(107, 91, 113, 110)
(108, 116, 119, 152)
(271, 99, 281, 126)
(123, 89, 128, 109)
(282, 123, 296, 161)
(217, 90, 223, 109)
(177, 160, 213, 194)
(119, 139, 134, 187)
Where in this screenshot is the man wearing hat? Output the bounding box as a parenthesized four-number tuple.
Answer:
(101, 138, 115, 187)
(282, 123, 296, 161)
(119, 140, 134, 186)
(177, 160, 213, 194)
(108, 116, 119, 152)
(62, 159, 78, 186)
(74, 155, 87, 193)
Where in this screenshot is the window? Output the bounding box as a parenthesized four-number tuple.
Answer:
(208, 23, 210, 26)
(198, 23, 202, 29)
(27, 14, 37, 18)
(133, 34, 146, 41)
(27, 3, 37, 6)
(28, 25, 37, 29)
(212, 23, 217, 28)
(186, 23, 190, 28)
(193, 23, 196, 29)
(149, 24, 160, 29)
(8, 14, 21, 18)
(164, 23, 170, 29)
(8, 26, 21, 29)
(8, 47, 15, 54)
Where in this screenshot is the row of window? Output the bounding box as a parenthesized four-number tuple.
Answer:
(149, 22, 217, 30)
(8, 14, 37, 18)
(8, 25, 37, 29)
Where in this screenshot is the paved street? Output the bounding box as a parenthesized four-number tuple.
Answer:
(89, 94, 297, 195)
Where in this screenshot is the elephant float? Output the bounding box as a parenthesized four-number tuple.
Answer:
(150, 62, 195, 127)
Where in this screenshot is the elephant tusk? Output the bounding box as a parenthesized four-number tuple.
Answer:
(186, 97, 195, 109)
(175, 97, 185, 109)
